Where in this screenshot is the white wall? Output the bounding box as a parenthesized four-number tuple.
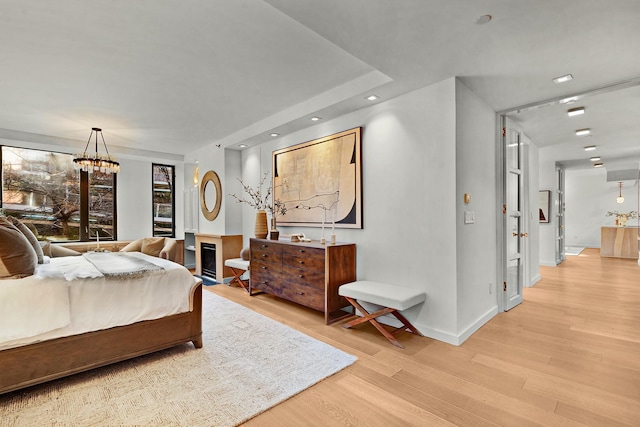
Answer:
(455, 79, 498, 340)
(538, 158, 558, 266)
(199, 77, 500, 345)
(565, 169, 639, 247)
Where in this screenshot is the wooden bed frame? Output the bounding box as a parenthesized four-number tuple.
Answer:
(0, 281, 203, 395)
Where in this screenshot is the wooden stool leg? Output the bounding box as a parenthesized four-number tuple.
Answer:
(391, 310, 424, 337)
(229, 267, 249, 293)
(342, 297, 405, 348)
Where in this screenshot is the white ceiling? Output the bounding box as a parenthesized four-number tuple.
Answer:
(1, 0, 639, 170)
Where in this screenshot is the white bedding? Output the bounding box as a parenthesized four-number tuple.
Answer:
(0, 252, 199, 351)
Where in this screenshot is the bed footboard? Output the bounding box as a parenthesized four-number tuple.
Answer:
(0, 281, 202, 395)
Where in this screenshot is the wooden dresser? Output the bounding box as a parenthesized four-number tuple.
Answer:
(249, 238, 356, 324)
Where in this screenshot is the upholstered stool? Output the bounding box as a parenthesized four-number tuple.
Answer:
(224, 258, 250, 293)
(339, 280, 425, 348)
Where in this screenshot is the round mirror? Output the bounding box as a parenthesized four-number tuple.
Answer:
(200, 170, 222, 221)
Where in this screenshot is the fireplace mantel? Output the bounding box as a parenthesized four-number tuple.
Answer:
(195, 234, 243, 281)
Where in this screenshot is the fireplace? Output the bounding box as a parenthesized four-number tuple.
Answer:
(194, 234, 243, 281)
(201, 242, 217, 280)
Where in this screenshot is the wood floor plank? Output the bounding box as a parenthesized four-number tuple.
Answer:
(206, 247, 640, 426)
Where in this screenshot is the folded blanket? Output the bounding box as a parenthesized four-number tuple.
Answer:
(83, 252, 164, 279)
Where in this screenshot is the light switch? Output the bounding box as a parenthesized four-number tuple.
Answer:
(464, 211, 475, 224)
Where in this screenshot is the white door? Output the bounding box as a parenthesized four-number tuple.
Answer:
(503, 123, 524, 310)
(555, 164, 566, 264)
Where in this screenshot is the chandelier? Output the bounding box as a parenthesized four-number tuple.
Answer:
(73, 127, 120, 174)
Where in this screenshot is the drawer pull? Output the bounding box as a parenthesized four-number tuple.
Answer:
(298, 249, 305, 253)
(261, 266, 267, 269)
(298, 275, 304, 278)
(262, 254, 267, 257)
(261, 281, 268, 284)
(298, 261, 304, 264)
(296, 291, 304, 295)
(261, 244, 267, 248)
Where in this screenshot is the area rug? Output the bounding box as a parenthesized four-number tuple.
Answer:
(0, 290, 357, 426)
(565, 246, 586, 256)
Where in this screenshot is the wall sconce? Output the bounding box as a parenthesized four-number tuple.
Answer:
(616, 181, 624, 204)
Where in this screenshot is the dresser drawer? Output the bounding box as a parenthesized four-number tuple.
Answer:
(279, 282, 324, 312)
(282, 265, 325, 290)
(251, 242, 283, 263)
(250, 259, 281, 287)
(282, 253, 324, 271)
(283, 245, 324, 259)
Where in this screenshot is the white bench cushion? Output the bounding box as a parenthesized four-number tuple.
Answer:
(339, 280, 425, 311)
(224, 258, 249, 270)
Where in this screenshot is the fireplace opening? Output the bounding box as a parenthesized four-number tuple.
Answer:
(201, 242, 217, 280)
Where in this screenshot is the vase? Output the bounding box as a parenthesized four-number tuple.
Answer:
(254, 210, 268, 239)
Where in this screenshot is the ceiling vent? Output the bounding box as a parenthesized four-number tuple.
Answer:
(606, 169, 639, 182)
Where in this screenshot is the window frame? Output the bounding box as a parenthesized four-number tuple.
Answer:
(152, 163, 175, 238)
(1, 145, 117, 242)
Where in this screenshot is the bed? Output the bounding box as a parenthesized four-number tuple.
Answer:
(0, 251, 203, 395)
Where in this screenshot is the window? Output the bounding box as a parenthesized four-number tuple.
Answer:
(152, 163, 175, 237)
(1, 146, 116, 242)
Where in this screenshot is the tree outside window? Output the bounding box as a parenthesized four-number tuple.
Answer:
(152, 163, 175, 237)
(1, 146, 116, 241)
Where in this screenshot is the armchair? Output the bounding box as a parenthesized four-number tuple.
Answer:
(120, 237, 178, 262)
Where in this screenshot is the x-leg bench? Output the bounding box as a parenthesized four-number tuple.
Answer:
(339, 281, 426, 348)
(224, 258, 250, 293)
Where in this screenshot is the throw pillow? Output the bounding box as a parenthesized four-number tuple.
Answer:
(8, 216, 45, 264)
(141, 237, 165, 257)
(240, 247, 250, 261)
(40, 241, 52, 257)
(0, 217, 38, 279)
(49, 244, 82, 257)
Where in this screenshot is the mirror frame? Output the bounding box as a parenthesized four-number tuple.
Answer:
(200, 170, 222, 221)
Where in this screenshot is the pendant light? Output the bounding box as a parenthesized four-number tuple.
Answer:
(73, 128, 120, 174)
(616, 181, 624, 204)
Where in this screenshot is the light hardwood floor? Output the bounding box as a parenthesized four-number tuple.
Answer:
(206, 248, 640, 426)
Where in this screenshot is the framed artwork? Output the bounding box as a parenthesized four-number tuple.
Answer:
(272, 127, 362, 228)
(538, 190, 550, 223)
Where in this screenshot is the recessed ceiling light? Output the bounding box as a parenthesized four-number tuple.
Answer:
(553, 74, 573, 84)
(269, 133, 279, 137)
(475, 14, 492, 25)
(575, 128, 591, 136)
(238, 144, 247, 148)
(560, 96, 578, 104)
(366, 95, 379, 101)
(310, 116, 321, 121)
(590, 156, 601, 161)
(567, 107, 585, 117)
(584, 145, 596, 151)
(593, 163, 604, 168)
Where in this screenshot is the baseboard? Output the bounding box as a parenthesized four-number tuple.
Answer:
(385, 306, 498, 346)
(539, 260, 558, 267)
(527, 274, 542, 287)
(453, 306, 499, 345)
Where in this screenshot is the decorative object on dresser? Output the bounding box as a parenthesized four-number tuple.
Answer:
(254, 210, 268, 239)
(606, 210, 638, 227)
(249, 238, 356, 324)
(230, 171, 284, 239)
